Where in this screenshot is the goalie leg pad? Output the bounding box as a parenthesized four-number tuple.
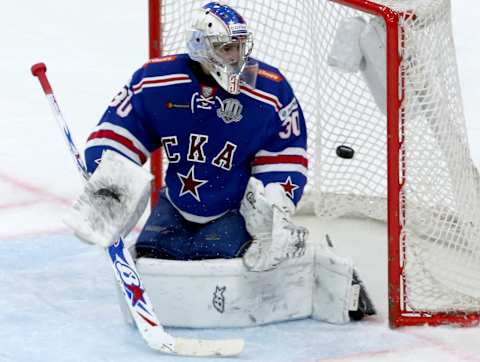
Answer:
(136, 249, 314, 328)
(312, 246, 355, 324)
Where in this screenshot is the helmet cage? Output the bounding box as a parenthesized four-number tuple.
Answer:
(187, 3, 256, 94)
(206, 33, 253, 75)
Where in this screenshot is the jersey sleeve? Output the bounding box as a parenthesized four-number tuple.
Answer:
(251, 79, 308, 206)
(84, 67, 160, 174)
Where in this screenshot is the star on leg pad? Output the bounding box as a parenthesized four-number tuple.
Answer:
(177, 165, 208, 202)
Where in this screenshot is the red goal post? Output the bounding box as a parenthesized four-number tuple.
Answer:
(148, 0, 162, 208)
(148, 0, 480, 328)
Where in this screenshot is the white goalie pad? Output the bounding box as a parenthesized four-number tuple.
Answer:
(137, 249, 315, 328)
(134, 239, 359, 327)
(64, 150, 153, 247)
(312, 245, 355, 324)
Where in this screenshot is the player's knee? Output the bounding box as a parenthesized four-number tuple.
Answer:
(190, 210, 252, 259)
(148, 189, 185, 227)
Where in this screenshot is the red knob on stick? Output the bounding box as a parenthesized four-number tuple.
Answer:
(31, 62, 53, 95)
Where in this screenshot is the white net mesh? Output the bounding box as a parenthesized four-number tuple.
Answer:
(155, 0, 480, 315)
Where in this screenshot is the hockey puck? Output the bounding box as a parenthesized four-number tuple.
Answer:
(336, 145, 355, 159)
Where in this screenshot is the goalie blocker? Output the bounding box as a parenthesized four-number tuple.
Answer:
(129, 236, 375, 328)
(64, 150, 153, 248)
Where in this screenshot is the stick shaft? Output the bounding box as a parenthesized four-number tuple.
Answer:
(30, 62, 175, 351)
(30, 62, 244, 356)
(31, 63, 89, 180)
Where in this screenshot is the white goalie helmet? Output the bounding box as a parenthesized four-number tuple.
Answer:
(187, 2, 257, 94)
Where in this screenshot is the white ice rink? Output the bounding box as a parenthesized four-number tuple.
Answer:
(2, 1, 480, 361)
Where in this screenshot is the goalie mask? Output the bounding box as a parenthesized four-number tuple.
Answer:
(187, 2, 257, 94)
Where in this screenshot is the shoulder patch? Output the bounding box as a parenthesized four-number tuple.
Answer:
(258, 68, 283, 83)
(144, 55, 177, 67)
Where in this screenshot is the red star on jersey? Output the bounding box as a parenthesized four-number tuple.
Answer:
(178, 165, 208, 202)
(280, 176, 299, 199)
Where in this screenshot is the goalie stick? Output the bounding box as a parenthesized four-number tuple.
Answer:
(30, 62, 245, 357)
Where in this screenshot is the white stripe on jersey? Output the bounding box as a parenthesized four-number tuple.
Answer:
(252, 163, 308, 177)
(132, 74, 192, 94)
(93, 122, 151, 158)
(85, 139, 142, 165)
(240, 84, 282, 112)
(85, 138, 142, 165)
(254, 147, 307, 158)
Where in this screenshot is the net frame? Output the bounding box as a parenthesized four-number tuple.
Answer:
(147, 0, 480, 328)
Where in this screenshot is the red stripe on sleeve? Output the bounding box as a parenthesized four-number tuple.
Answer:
(88, 130, 147, 164)
(252, 155, 308, 168)
(240, 86, 282, 110)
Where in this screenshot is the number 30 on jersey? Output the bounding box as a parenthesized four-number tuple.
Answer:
(278, 98, 301, 139)
(109, 86, 133, 118)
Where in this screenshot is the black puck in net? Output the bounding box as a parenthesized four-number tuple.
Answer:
(336, 145, 355, 159)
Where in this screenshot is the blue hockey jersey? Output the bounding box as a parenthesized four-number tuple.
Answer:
(85, 54, 308, 223)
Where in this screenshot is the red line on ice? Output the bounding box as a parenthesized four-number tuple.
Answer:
(308, 329, 480, 362)
(0, 199, 43, 210)
(0, 171, 72, 206)
(0, 227, 70, 241)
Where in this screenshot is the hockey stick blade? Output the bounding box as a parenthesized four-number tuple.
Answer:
(145, 334, 245, 357)
(108, 239, 244, 357)
(174, 337, 245, 357)
(137, 321, 244, 357)
(142, 326, 244, 357)
(31, 62, 245, 357)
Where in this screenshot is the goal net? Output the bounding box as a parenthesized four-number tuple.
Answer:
(149, 0, 480, 327)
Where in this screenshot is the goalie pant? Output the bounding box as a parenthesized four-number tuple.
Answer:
(135, 188, 251, 260)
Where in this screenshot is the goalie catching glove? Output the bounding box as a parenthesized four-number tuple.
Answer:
(64, 150, 153, 247)
(240, 177, 308, 272)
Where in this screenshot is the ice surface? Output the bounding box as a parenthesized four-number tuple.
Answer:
(0, 234, 416, 362)
(1, 1, 480, 361)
